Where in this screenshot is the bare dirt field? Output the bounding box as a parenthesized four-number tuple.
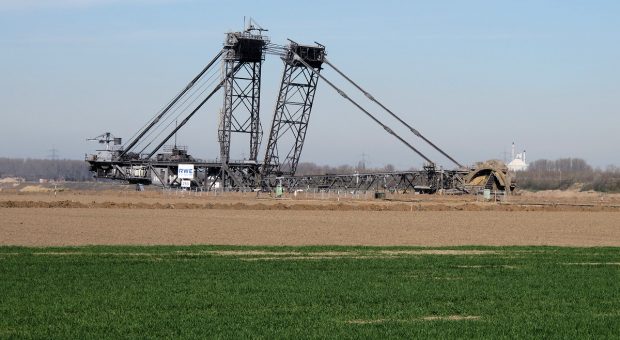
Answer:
(1, 187, 619, 247)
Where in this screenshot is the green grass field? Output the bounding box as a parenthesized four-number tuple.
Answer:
(1, 246, 619, 338)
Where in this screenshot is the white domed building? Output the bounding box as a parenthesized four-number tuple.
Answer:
(507, 142, 528, 172)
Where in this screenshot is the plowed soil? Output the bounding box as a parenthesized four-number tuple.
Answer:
(1, 190, 619, 246)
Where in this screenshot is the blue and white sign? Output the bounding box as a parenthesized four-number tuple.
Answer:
(178, 164, 194, 179)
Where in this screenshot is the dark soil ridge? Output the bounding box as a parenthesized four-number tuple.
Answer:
(1, 200, 619, 212)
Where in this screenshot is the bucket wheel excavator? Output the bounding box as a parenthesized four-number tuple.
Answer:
(86, 21, 513, 194)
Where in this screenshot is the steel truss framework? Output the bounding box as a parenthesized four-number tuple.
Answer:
(265, 169, 468, 193)
(215, 31, 267, 188)
(87, 157, 466, 193)
(88, 159, 260, 189)
(262, 44, 324, 177)
(218, 61, 262, 163)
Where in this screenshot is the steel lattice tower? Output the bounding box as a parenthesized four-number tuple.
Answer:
(218, 31, 268, 164)
(262, 43, 325, 177)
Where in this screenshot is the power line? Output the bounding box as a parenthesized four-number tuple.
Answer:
(47, 147, 59, 160)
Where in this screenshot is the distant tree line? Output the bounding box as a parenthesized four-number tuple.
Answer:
(0, 158, 405, 182)
(295, 162, 402, 176)
(2, 156, 618, 192)
(516, 158, 620, 192)
(0, 158, 92, 181)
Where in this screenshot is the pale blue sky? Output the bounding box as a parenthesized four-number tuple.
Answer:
(0, 0, 618, 168)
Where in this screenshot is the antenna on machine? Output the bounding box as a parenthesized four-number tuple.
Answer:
(87, 132, 121, 151)
(245, 17, 268, 33)
(174, 120, 178, 148)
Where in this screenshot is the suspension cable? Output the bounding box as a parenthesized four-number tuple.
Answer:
(323, 58, 463, 168)
(145, 63, 244, 159)
(291, 53, 435, 166)
(136, 68, 223, 155)
(119, 49, 224, 158)
(133, 65, 221, 154)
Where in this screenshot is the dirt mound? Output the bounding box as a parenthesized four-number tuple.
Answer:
(19, 185, 53, 193)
